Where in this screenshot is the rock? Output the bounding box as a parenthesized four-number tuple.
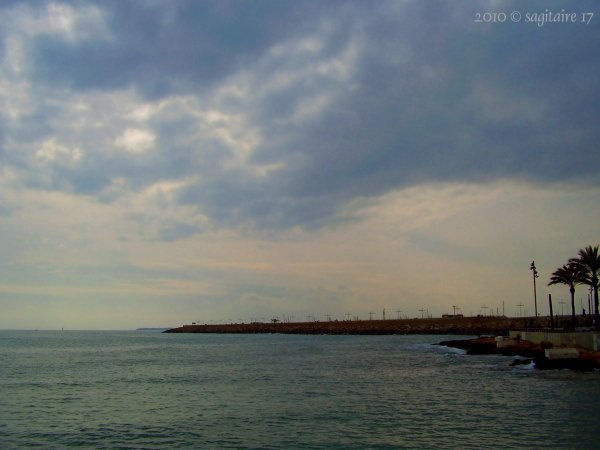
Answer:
(510, 358, 533, 366)
(534, 357, 596, 371)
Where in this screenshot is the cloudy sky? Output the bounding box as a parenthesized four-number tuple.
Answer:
(1, 0, 598, 329)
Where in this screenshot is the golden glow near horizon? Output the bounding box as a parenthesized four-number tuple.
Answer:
(2, 178, 598, 329)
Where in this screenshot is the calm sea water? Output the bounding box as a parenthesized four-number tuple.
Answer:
(1, 331, 599, 449)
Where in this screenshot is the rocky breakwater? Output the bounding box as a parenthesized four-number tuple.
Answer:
(165, 316, 534, 335)
(439, 336, 600, 371)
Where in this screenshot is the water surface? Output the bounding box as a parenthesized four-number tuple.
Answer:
(1, 331, 598, 448)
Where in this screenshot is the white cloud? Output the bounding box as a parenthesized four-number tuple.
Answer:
(14, 2, 110, 42)
(35, 138, 82, 166)
(114, 128, 155, 154)
(0, 78, 33, 120)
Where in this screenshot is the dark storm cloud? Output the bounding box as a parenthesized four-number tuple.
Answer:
(30, 0, 325, 97)
(3, 0, 600, 231)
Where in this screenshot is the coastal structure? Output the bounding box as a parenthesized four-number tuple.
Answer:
(509, 330, 600, 351)
(165, 316, 543, 335)
(440, 323, 600, 370)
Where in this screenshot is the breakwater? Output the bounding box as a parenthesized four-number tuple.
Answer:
(439, 335, 600, 370)
(165, 316, 544, 335)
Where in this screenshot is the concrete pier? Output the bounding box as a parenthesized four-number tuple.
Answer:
(509, 330, 600, 351)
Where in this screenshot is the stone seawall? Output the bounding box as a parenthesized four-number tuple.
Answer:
(165, 316, 547, 335)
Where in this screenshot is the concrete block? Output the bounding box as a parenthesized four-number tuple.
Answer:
(544, 348, 579, 360)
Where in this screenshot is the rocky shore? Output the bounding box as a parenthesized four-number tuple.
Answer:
(439, 336, 600, 370)
(165, 316, 541, 335)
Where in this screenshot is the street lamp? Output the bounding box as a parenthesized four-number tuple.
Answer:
(530, 260, 539, 317)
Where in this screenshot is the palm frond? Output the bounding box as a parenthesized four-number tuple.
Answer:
(569, 245, 599, 288)
(547, 264, 586, 287)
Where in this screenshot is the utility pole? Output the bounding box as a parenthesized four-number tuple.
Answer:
(548, 293, 554, 329)
(396, 310, 402, 319)
(517, 303, 524, 317)
(452, 305, 457, 316)
(369, 311, 374, 321)
(382, 308, 386, 320)
(419, 308, 425, 319)
(530, 260, 539, 317)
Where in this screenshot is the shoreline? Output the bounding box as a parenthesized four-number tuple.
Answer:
(439, 335, 600, 370)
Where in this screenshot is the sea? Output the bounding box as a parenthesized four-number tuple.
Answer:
(1, 331, 599, 449)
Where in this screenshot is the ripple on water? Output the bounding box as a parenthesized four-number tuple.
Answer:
(1, 331, 599, 448)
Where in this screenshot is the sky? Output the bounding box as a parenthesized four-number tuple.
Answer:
(0, 0, 598, 329)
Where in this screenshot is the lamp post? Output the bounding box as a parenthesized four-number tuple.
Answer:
(530, 260, 539, 317)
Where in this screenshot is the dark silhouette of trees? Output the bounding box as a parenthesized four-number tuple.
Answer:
(569, 245, 600, 331)
(548, 263, 586, 324)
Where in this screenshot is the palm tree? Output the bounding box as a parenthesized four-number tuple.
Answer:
(570, 245, 600, 330)
(548, 264, 586, 324)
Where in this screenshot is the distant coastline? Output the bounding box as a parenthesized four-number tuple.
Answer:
(163, 316, 574, 335)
